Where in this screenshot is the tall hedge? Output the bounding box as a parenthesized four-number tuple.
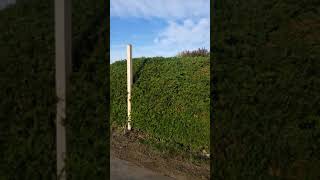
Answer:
(111, 57, 210, 153)
(66, 18, 109, 179)
(0, 1, 56, 179)
(212, 0, 320, 179)
(0, 0, 106, 179)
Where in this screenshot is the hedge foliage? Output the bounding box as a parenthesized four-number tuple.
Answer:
(212, 0, 320, 179)
(111, 57, 210, 152)
(66, 17, 109, 180)
(0, 1, 56, 179)
(0, 0, 107, 179)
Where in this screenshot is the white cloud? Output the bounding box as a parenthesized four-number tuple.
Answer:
(111, 0, 209, 20)
(111, 18, 210, 63)
(110, 0, 210, 63)
(155, 18, 210, 49)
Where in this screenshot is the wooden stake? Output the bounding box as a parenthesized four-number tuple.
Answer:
(127, 44, 132, 130)
(55, 0, 71, 179)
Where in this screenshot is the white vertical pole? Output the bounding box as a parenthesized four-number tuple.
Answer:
(127, 44, 133, 130)
(55, 0, 71, 179)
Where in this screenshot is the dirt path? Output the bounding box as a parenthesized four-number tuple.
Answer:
(111, 154, 174, 180)
(111, 127, 210, 180)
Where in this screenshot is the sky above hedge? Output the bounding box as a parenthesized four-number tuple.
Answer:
(110, 0, 210, 63)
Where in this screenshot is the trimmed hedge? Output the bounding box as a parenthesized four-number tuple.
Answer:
(0, 1, 56, 179)
(0, 0, 107, 179)
(212, 0, 320, 179)
(66, 20, 109, 179)
(111, 57, 210, 152)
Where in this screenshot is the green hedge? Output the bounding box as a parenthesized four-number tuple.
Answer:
(212, 0, 320, 179)
(0, 0, 107, 179)
(66, 20, 109, 179)
(111, 57, 210, 152)
(0, 1, 56, 179)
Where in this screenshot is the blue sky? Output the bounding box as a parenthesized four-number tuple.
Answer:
(110, 0, 210, 63)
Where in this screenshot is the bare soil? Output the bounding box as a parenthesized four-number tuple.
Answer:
(111, 126, 210, 180)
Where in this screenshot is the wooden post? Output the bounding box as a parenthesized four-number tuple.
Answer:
(127, 44, 133, 130)
(55, 0, 71, 179)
